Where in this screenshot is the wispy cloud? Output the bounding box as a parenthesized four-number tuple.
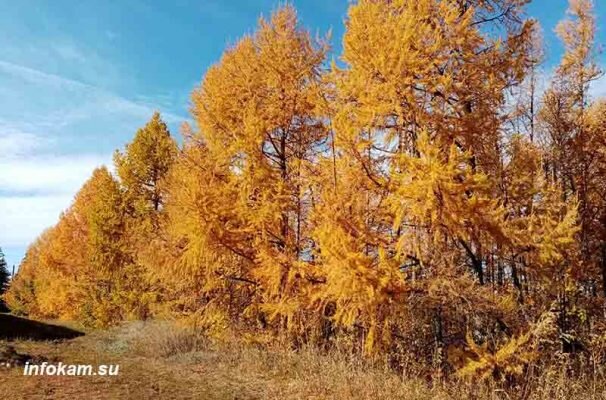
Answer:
(0, 153, 110, 195)
(0, 59, 89, 90)
(0, 59, 187, 123)
(51, 43, 89, 64)
(0, 195, 75, 247)
(0, 128, 50, 157)
(0, 59, 187, 267)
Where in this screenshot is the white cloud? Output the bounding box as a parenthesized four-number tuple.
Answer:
(0, 129, 46, 157)
(1, 153, 110, 195)
(0, 195, 73, 247)
(0, 150, 111, 252)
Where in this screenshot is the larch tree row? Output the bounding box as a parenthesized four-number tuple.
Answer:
(6, 0, 606, 380)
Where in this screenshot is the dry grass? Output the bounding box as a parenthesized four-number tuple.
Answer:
(0, 319, 605, 399)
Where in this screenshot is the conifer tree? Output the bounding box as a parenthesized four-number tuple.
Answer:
(539, 0, 604, 309)
(0, 247, 10, 311)
(312, 0, 577, 360)
(114, 112, 178, 225)
(7, 168, 135, 325)
(113, 112, 178, 314)
(4, 242, 39, 316)
(167, 5, 328, 332)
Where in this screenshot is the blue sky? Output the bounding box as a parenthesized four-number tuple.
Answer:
(1, 0, 605, 268)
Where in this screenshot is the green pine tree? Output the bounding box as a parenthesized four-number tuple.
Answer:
(0, 247, 11, 312)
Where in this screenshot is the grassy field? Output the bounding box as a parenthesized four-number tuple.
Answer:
(0, 316, 604, 400)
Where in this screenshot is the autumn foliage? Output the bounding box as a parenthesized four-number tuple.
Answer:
(6, 0, 606, 384)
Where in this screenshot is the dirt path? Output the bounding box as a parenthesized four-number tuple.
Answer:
(0, 318, 446, 400)
(0, 320, 247, 399)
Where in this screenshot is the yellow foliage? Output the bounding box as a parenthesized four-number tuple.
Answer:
(454, 312, 558, 382)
